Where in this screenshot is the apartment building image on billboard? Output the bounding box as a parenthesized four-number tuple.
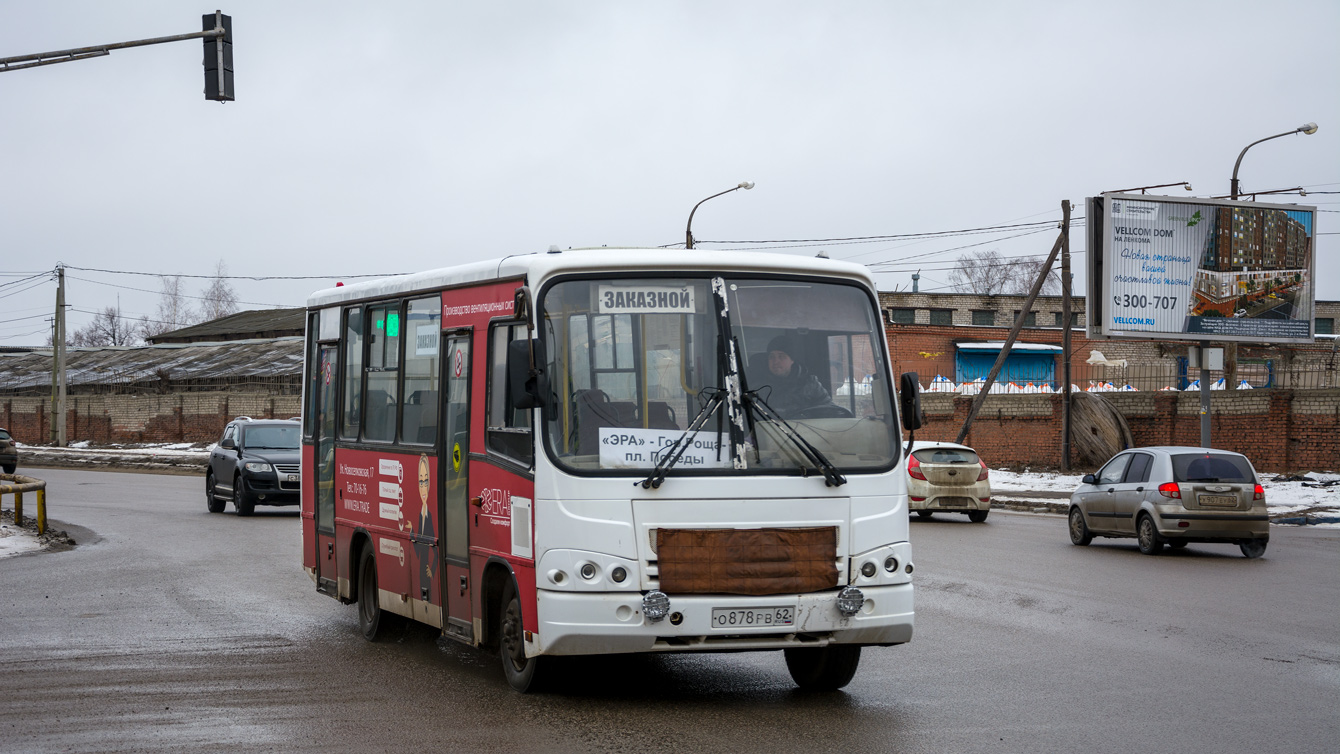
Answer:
(1088, 194, 1316, 344)
(1192, 205, 1312, 318)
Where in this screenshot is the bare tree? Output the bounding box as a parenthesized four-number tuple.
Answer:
(948, 249, 1060, 295)
(1012, 255, 1061, 295)
(196, 260, 239, 323)
(140, 274, 194, 339)
(69, 306, 141, 347)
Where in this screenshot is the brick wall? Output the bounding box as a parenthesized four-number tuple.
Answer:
(907, 389, 1340, 472)
(3, 392, 302, 445)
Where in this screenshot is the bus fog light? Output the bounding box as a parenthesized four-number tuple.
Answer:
(579, 563, 597, 580)
(905, 563, 914, 574)
(642, 590, 671, 622)
(884, 556, 899, 572)
(549, 569, 566, 585)
(669, 612, 683, 626)
(836, 586, 864, 616)
(860, 562, 877, 578)
(611, 566, 627, 583)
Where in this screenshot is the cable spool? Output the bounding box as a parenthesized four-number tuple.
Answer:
(1069, 392, 1134, 466)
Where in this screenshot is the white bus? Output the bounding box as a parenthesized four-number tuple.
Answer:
(300, 248, 921, 692)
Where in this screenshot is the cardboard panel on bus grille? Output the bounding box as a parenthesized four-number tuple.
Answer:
(656, 527, 838, 596)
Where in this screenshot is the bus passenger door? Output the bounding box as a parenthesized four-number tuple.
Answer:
(440, 332, 474, 643)
(314, 345, 339, 592)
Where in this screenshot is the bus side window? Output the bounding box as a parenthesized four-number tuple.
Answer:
(341, 306, 363, 439)
(488, 322, 533, 466)
(365, 304, 402, 443)
(400, 297, 441, 445)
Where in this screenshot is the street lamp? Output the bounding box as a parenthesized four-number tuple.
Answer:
(685, 181, 754, 249)
(1230, 122, 1318, 199)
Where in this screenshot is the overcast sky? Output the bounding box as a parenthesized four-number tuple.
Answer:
(2, 0, 1337, 346)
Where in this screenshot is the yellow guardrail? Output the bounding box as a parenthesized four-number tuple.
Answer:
(0, 474, 47, 535)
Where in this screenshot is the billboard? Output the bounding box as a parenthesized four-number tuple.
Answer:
(1087, 193, 1317, 344)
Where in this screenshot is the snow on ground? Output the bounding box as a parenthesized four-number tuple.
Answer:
(2, 444, 1336, 559)
(990, 467, 1340, 526)
(0, 522, 42, 558)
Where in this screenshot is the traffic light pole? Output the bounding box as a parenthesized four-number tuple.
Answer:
(0, 11, 232, 101)
(0, 27, 222, 71)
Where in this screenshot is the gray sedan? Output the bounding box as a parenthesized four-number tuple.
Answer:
(1068, 446, 1269, 558)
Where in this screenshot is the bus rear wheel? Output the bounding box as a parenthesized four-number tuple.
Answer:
(499, 580, 543, 692)
(357, 546, 399, 641)
(784, 645, 861, 691)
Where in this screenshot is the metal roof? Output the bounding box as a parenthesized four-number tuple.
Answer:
(147, 308, 305, 344)
(0, 337, 303, 392)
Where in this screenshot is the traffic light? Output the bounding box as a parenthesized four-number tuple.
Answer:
(202, 11, 233, 101)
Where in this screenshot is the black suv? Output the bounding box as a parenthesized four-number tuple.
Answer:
(206, 417, 301, 515)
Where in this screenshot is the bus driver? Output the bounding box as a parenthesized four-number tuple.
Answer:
(761, 334, 834, 417)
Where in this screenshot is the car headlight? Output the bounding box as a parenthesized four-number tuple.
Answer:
(244, 462, 273, 473)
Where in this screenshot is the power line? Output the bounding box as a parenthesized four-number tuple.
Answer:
(65, 265, 405, 281)
(865, 228, 1060, 269)
(0, 277, 51, 301)
(63, 274, 289, 310)
(699, 218, 1069, 246)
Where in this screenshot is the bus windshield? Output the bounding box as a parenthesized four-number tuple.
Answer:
(540, 275, 898, 475)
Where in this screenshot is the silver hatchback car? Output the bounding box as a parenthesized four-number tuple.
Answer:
(1068, 447, 1269, 558)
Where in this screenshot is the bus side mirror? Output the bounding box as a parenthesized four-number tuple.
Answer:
(508, 338, 547, 410)
(899, 372, 923, 432)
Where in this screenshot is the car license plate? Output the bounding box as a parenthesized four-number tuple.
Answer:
(1199, 494, 1237, 507)
(710, 606, 794, 629)
(287, 474, 300, 483)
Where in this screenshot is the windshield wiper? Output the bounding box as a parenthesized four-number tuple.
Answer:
(638, 388, 727, 490)
(744, 391, 847, 487)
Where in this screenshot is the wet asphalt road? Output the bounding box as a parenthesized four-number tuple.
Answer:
(2, 468, 1337, 753)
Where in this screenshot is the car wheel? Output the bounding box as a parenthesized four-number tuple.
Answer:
(357, 545, 400, 640)
(968, 510, 989, 523)
(1239, 540, 1267, 559)
(784, 645, 862, 691)
(206, 471, 225, 513)
(1167, 540, 1188, 550)
(233, 476, 255, 517)
(1068, 507, 1093, 546)
(1137, 514, 1163, 555)
(500, 579, 543, 692)
(2, 462, 15, 474)
(915, 510, 933, 519)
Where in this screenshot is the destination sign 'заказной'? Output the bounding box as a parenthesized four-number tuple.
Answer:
(1087, 194, 1316, 344)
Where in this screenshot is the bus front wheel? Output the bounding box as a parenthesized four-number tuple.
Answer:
(499, 580, 543, 692)
(784, 644, 861, 691)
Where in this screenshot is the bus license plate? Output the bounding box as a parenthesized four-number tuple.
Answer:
(711, 606, 794, 629)
(287, 474, 301, 483)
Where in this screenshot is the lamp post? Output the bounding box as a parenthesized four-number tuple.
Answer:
(1230, 122, 1317, 199)
(1202, 122, 1319, 442)
(685, 181, 754, 249)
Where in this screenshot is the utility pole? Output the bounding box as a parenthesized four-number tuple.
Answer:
(51, 265, 68, 446)
(955, 206, 1067, 445)
(1059, 200, 1073, 470)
